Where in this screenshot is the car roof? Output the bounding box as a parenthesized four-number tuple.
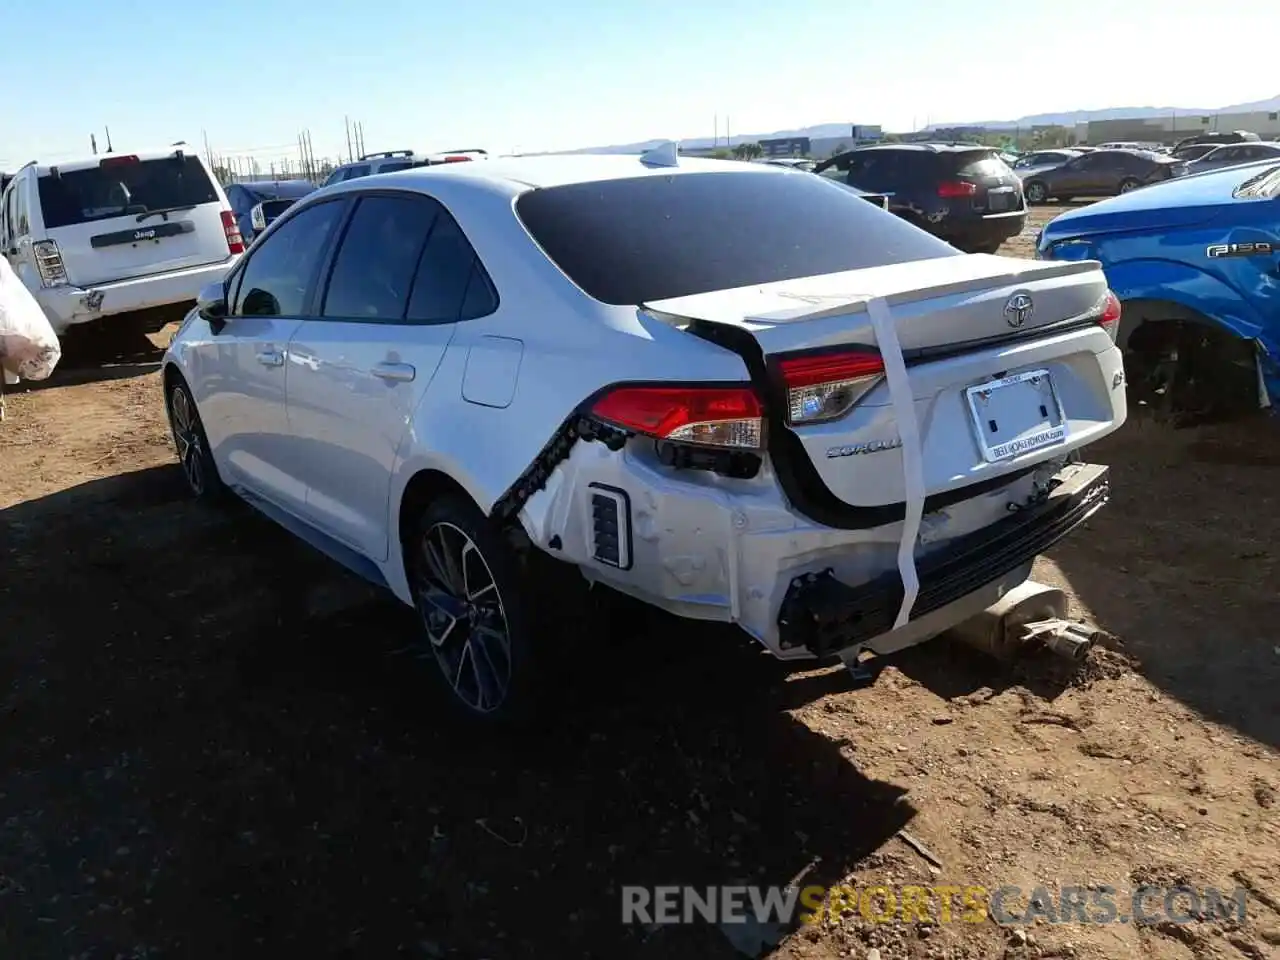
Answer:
(844, 142, 993, 154)
(33, 146, 204, 177)
(319, 152, 787, 199)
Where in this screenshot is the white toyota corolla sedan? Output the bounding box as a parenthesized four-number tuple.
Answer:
(162, 144, 1127, 726)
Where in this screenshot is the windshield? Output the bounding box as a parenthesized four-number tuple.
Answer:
(37, 155, 219, 228)
(514, 170, 959, 306)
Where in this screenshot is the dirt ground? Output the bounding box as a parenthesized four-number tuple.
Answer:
(1, 206, 1277, 960)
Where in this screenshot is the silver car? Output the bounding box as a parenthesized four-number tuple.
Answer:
(1010, 149, 1083, 181)
(1185, 142, 1280, 174)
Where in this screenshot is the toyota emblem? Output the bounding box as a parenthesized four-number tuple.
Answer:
(1004, 293, 1034, 328)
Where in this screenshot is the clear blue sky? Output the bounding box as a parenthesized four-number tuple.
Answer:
(2, 0, 1273, 170)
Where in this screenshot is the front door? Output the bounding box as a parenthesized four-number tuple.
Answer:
(191, 197, 348, 515)
(286, 191, 497, 561)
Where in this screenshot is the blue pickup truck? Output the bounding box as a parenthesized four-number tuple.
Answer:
(1037, 160, 1279, 424)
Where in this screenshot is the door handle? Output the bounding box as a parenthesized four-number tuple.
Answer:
(372, 361, 416, 382)
(255, 349, 284, 367)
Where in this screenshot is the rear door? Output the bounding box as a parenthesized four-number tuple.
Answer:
(37, 153, 233, 287)
(286, 191, 491, 561)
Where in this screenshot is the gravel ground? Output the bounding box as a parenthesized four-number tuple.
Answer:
(1, 205, 1277, 960)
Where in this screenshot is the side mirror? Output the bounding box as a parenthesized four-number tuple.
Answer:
(196, 280, 229, 331)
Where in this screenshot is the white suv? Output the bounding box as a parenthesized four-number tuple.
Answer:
(161, 149, 1126, 725)
(0, 147, 243, 336)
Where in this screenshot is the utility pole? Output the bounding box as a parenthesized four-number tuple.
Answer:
(203, 129, 213, 169)
(90, 133, 98, 155)
(345, 116, 354, 163)
(713, 114, 718, 147)
(726, 116, 731, 147)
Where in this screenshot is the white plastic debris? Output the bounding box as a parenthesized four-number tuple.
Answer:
(0, 256, 61, 382)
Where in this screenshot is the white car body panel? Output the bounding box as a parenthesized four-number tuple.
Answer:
(163, 152, 1126, 665)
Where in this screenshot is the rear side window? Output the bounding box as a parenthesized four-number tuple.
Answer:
(377, 161, 413, 174)
(406, 212, 497, 323)
(515, 170, 958, 306)
(37, 155, 219, 229)
(344, 164, 371, 181)
(322, 195, 438, 320)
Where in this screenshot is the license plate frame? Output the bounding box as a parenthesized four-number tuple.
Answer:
(965, 368, 1067, 463)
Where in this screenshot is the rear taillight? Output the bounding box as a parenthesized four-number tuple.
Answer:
(32, 240, 68, 288)
(778, 349, 885, 425)
(938, 180, 977, 198)
(590, 384, 764, 449)
(441, 155, 473, 163)
(1098, 290, 1121, 340)
(220, 210, 245, 254)
(98, 154, 140, 168)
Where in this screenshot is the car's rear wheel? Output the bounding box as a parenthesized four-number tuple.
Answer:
(165, 376, 227, 501)
(1024, 180, 1048, 203)
(1118, 177, 1142, 194)
(407, 495, 539, 725)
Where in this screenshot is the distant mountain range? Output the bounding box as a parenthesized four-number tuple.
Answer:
(553, 95, 1280, 155)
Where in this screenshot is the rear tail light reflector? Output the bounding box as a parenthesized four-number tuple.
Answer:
(220, 210, 246, 254)
(1098, 290, 1121, 340)
(32, 240, 68, 288)
(938, 180, 977, 198)
(778, 350, 886, 425)
(590, 384, 765, 449)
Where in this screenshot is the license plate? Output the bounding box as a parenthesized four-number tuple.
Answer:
(987, 186, 1015, 211)
(965, 369, 1066, 462)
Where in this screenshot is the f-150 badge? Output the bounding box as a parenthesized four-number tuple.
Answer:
(1206, 241, 1274, 259)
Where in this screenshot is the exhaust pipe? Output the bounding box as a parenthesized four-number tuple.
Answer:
(949, 581, 1099, 663)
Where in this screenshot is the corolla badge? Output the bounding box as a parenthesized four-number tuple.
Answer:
(827, 437, 903, 458)
(1003, 293, 1034, 328)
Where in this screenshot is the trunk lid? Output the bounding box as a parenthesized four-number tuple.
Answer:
(38, 153, 231, 287)
(643, 255, 1111, 509)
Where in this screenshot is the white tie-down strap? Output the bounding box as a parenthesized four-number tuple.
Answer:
(863, 295, 926, 629)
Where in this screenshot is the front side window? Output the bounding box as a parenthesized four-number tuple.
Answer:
(233, 200, 345, 317)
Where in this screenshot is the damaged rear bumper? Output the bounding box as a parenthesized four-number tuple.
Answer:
(777, 461, 1109, 657)
(520, 432, 1108, 660)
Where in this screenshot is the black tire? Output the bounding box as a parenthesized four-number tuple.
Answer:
(406, 494, 541, 727)
(165, 375, 228, 502)
(1118, 177, 1141, 194)
(1024, 180, 1048, 204)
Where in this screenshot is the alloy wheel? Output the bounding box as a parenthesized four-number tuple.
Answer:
(413, 521, 513, 714)
(168, 386, 205, 496)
